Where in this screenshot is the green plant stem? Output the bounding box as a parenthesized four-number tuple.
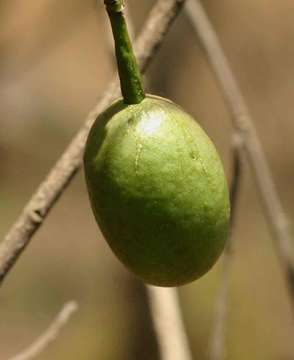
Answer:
(105, 0, 145, 104)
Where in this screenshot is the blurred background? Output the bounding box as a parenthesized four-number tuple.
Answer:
(0, 0, 294, 359)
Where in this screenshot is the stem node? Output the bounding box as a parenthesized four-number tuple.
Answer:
(104, 0, 125, 13)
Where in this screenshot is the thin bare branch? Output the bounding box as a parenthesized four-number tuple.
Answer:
(209, 250, 231, 360)
(147, 287, 193, 360)
(208, 137, 243, 360)
(185, 0, 294, 310)
(0, 0, 186, 285)
(8, 301, 78, 360)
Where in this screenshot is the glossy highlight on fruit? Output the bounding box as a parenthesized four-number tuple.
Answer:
(84, 95, 230, 286)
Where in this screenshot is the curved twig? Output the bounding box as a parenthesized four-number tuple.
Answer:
(208, 137, 243, 360)
(8, 301, 78, 360)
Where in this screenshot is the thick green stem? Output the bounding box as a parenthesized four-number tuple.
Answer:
(104, 0, 145, 104)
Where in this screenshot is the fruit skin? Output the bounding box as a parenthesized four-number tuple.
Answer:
(84, 95, 230, 286)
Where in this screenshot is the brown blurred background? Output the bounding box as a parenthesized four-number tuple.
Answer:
(1, 0, 294, 359)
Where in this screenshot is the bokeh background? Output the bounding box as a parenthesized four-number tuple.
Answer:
(1, 0, 294, 359)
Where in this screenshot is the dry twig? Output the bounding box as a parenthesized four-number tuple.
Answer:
(0, 0, 186, 285)
(147, 286, 193, 360)
(185, 0, 294, 309)
(208, 138, 243, 360)
(8, 301, 78, 360)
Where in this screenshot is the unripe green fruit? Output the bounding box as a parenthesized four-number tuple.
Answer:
(84, 95, 230, 286)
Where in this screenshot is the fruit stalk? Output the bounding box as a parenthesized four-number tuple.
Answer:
(104, 0, 145, 104)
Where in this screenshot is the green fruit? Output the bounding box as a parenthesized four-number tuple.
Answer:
(84, 95, 230, 286)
